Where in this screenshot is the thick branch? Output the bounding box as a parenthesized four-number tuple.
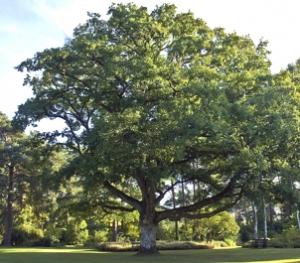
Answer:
(155, 179, 181, 204)
(155, 168, 226, 204)
(180, 200, 238, 220)
(169, 190, 242, 221)
(100, 203, 135, 212)
(156, 178, 241, 222)
(103, 181, 142, 211)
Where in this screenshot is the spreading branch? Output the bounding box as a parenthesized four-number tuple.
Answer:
(156, 178, 242, 222)
(100, 202, 136, 212)
(103, 181, 142, 211)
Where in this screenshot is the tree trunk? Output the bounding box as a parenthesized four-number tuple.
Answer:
(296, 209, 300, 230)
(192, 181, 197, 240)
(139, 217, 158, 254)
(111, 219, 118, 242)
(181, 179, 187, 240)
(252, 203, 258, 240)
(262, 198, 268, 239)
(171, 180, 179, 241)
(3, 165, 14, 246)
(269, 203, 274, 228)
(136, 176, 159, 254)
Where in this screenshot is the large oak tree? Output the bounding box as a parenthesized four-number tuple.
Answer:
(15, 4, 271, 253)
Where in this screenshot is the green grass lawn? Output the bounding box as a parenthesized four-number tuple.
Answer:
(1, 247, 300, 263)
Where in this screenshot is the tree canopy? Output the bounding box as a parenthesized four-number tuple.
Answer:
(13, 3, 300, 253)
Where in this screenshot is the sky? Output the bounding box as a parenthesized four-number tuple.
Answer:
(1, 0, 300, 123)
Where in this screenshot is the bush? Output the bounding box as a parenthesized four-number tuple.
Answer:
(157, 241, 213, 250)
(186, 212, 240, 242)
(157, 220, 175, 240)
(224, 238, 237, 247)
(31, 237, 52, 247)
(239, 225, 252, 242)
(97, 241, 213, 252)
(269, 228, 300, 248)
(11, 225, 44, 246)
(93, 230, 108, 243)
(60, 219, 89, 245)
(97, 242, 135, 251)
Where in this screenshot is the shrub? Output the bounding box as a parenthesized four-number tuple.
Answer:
(11, 225, 44, 246)
(157, 220, 175, 240)
(60, 219, 89, 245)
(224, 238, 237, 247)
(97, 241, 213, 252)
(32, 237, 52, 247)
(97, 242, 135, 251)
(93, 230, 108, 243)
(157, 241, 213, 250)
(186, 212, 240, 242)
(269, 228, 300, 248)
(239, 225, 252, 242)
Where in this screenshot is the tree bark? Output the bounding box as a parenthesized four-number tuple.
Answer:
(111, 219, 118, 242)
(171, 180, 179, 241)
(269, 203, 274, 228)
(296, 209, 300, 230)
(3, 165, 14, 246)
(139, 219, 158, 254)
(136, 177, 158, 254)
(192, 180, 197, 240)
(262, 198, 268, 240)
(252, 203, 258, 240)
(181, 179, 187, 240)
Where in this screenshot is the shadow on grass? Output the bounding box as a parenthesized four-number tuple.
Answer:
(0, 247, 300, 263)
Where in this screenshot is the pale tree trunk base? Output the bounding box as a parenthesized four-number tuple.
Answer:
(138, 222, 158, 255)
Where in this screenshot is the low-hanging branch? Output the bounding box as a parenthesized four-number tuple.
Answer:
(100, 202, 136, 212)
(155, 167, 233, 204)
(103, 180, 142, 211)
(156, 178, 241, 222)
(167, 192, 242, 221)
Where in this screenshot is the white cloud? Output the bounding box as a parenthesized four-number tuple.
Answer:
(0, 23, 18, 34)
(0, 71, 32, 118)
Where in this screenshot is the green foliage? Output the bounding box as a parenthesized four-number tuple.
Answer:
(157, 212, 239, 244)
(93, 230, 108, 243)
(187, 211, 239, 242)
(14, 3, 273, 228)
(12, 227, 43, 246)
(239, 224, 252, 242)
(7, 3, 300, 251)
(269, 228, 300, 248)
(60, 219, 89, 245)
(157, 220, 175, 240)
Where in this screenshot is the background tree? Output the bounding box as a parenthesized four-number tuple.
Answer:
(0, 112, 20, 246)
(0, 112, 69, 246)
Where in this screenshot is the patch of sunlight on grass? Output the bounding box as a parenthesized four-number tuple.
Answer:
(246, 260, 300, 263)
(214, 246, 241, 249)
